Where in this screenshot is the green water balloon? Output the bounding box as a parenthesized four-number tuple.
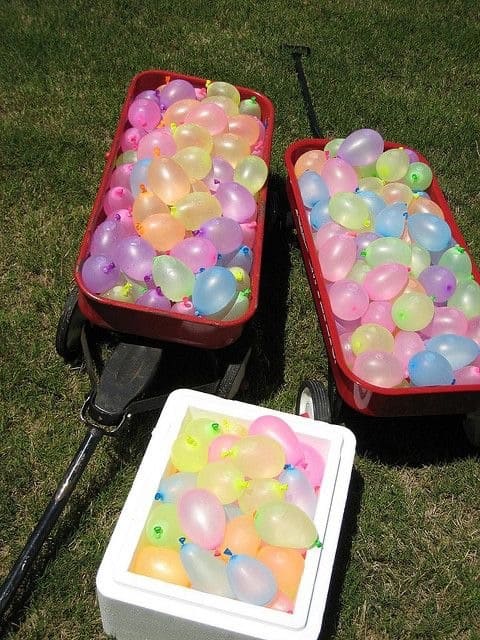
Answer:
(254, 502, 319, 549)
(363, 237, 412, 267)
(328, 192, 374, 232)
(392, 292, 435, 331)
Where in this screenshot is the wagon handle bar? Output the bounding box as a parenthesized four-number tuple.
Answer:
(0, 425, 103, 622)
(282, 44, 322, 138)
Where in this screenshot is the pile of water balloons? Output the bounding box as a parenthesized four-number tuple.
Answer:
(294, 128, 480, 388)
(130, 412, 326, 612)
(81, 78, 270, 321)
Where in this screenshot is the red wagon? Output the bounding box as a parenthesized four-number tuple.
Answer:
(285, 138, 480, 429)
(0, 71, 275, 616)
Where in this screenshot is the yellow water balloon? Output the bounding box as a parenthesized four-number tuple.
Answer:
(197, 459, 246, 504)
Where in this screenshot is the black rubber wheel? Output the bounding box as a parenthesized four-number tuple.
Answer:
(55, 288, 86, 366)
(327, 366, 346, 424)
(295, 379, 332, 422)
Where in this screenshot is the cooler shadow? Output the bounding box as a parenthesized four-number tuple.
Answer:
(319, 466, 363, 640)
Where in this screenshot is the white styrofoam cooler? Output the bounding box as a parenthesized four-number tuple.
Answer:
(96, 389, 356, 640)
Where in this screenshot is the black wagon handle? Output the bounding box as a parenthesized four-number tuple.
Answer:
(282, 44, 322, 139)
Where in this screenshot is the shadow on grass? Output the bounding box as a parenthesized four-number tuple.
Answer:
(240, 172, 294, 404)
(343, 412, 479, 468)
(320, 466, 363, 640)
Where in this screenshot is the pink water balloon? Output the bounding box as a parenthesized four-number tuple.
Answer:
(171, 298, 196, 315)
(328, 279, 369, 321)
(108, 208, 136, 237)
(248, 415, 303, 466)
(353, 350, 405, 388)
(363, 263, 409, 300)
(89, 219, 123, 256)
(137, 128, 177, 159)
(393, 331, 425, 374)
(208, 434, 241, 462)
(177, 488, 226, 550)
(361, 300, 395, 332)
(185, 102, 228, 136)
(135, 288, 171, 310)
(170, 236, 218, 273)
(120, 127, 144, 152)
(127, 98, 162, 131)
(314, 222, 345, 251)
(215, 181, 257, 224)
(103, 186, 134, 216)
(204, 156, 235, 192)
(109, 162, 134, 190)
(298, 441, 325, 489)
(318, 234, 357, 282)
(422, 306, 468, 338)
(200, 216, 244, 255)
(321, 156, 358, 195)
(157, 79, 196, 108)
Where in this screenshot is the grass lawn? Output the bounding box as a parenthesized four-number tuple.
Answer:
(1, 1, 479, 638)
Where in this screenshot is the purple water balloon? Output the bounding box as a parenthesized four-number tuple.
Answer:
(90, 219, 122, 256)
(157, 79, 197, 109)
(135, 287, 171, 310)
(170, 236, 218, 273)
(103, 186, 134, 216)
(81, 255, 121, 294)
(405, 148, 420, 163)
(127, 98, 162, 131)
(204, 157, 235, 192)
(108, 208, 136, 237)
(215, 181, 256, 224)
(135, 89, 162, 105)
(418, 265, 457, 303)
(337, 128, 384, 167)
(113, 235, 156, 282)
(200, 217, 244, 255)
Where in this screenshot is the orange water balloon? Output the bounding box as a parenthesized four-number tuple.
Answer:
(294, 149, 327, 178)
(132, 185, 170, 225)
(257, 545, 305, 600)
(129, 545, 191, 586)
(147, 156, 192, 205)
(221, 514, 262, 559)
(137, 213, 186, 252)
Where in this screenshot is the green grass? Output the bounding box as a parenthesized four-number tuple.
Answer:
(1, 0, 480, 638)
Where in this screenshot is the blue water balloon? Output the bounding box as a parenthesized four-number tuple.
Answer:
(297, 170, 330, 208)
(180, 541, 234, 597)
(375, 202, 408, 238)
(225, 550, 277, 605)
(309, 200, 331, 231)
(155, 472, 198, 503)
(425, 334, 479, 371)
(356, 190, 386, 217)
(407, 213, 452, 252)
(130, 158, 152, 197)
(192, 266, 237, 317)
(407, 351, 454, 386)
